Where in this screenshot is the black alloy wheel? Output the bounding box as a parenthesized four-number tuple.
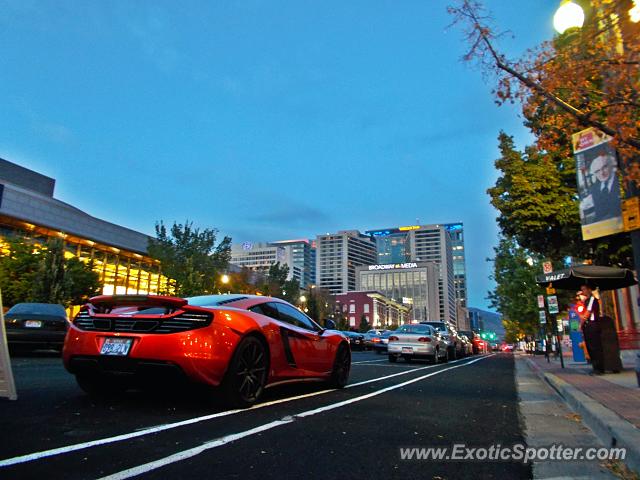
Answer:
(223, 336, 268, 408)
(328, 344, 351, 388)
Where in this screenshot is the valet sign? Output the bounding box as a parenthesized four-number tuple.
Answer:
(368, 263, 418, 271)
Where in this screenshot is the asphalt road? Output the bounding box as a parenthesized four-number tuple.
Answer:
(0, 351, 530, 480)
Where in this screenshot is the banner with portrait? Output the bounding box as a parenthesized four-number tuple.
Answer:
(573, 128, 624, 240)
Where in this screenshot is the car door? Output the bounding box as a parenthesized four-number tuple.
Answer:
(274, 302, 332, 374)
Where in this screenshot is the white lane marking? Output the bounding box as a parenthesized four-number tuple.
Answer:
(351, 359, 388, 364)
(0, 355, 488, 468)
(98, 355, 494, 480)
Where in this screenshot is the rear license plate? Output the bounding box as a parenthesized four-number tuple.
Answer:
(402, 347, 413, 353)
(100, 338, 133, 356)
(24, 320, 42, 328)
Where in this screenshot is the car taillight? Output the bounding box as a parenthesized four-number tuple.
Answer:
(372, 337, 381, 343)
(388, 336, 399, 342)
(418, 337, 432, 343)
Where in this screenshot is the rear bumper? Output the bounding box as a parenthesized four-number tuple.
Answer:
(388, 343, 435, 355)
(7, 329, 67, 348)
(63, 323, 239, 387)
(68, 355, 188, 384)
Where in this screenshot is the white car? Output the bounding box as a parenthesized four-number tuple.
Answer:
(387, 324, 448, 363)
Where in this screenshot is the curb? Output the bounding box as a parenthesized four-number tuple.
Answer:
(524, 357, 640, 474)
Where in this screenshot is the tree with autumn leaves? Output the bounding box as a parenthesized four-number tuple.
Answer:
(449, 0, 639, 339)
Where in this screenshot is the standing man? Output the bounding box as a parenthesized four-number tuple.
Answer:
(588, 153, 621, 222)
(579, 284, 605, 375)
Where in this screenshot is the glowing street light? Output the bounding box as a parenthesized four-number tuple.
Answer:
(221, 274, 230, 285)
(299, 295, 307, 303)
(553, 1, 585, 34)
(630, 0, 640, 23)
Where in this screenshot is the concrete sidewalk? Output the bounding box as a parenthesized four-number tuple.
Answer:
(523, 353, 640, 474)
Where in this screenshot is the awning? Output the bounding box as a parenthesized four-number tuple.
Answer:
(535, 265, 637, 291)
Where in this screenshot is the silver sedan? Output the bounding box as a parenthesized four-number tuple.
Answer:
(387, 323, 448, 363)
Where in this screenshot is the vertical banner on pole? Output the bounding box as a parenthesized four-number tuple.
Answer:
(0, 288, 17, 400)
(573, 127, 624, 240)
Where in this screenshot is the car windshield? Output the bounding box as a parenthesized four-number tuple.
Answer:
(187, 295, 248, 307)
(396, 324, 430, 334)
(7, 303, 66, 316)
(423, 322, 447, 332)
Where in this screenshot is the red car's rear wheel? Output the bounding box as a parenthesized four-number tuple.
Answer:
(222, 336, 268, 408)
(328, 343, 350, 388)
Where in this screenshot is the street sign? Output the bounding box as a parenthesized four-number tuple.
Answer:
(547, 295, 559, 314)
(556, 319, 564, 333)
(537, 295, 545, 309)
(546, 286, 556, 295)
(542, 261, 553, 274)
(539, 310, 547, 324)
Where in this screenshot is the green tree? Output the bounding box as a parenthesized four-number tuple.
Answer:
(306, 287, 336, 325)
(0, 237, 40, 306)
(259, 262, 300, 303)
(147, 220, 231, 296)
(63, 257, 102, 305)
(0, 236, 101, 307)
(488, 236, 542, 340)
(335, 313, 349, 331)
(32, 238, 66, 304)
(358, 314, 370, 333)
(488, 132, 633, 267)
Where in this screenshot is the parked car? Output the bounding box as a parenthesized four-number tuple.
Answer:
(458, 330, 480, 355)
(63, 294, 350, 407)
(387, 323, 448, 363)
(458, 333, 474, 356)
(4, 303, 69, 351)
(342, 331, 365, 351)
(372, 330, 393, 354)
(501, 343, 514, 353)
(421, 321, 460, 359)
(363, 329, 384, 350)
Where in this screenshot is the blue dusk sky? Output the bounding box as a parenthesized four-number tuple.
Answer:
(0, 1, 560, 310)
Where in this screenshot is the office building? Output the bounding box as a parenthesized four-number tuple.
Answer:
(335, 291, 412, 329)
(315, 230, 377, 294)
(356, 262, 440, 323)
(230, 242, 295, 279)
(0, 158, 168, 296)
(366, 224, 458, 325)
(445, 223, 468, 308)
(270, 239, 314, 288)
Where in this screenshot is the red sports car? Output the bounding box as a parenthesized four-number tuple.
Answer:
(63, 294, 351, 407)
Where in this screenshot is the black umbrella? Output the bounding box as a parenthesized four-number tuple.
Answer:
(536, 265, 637, 291)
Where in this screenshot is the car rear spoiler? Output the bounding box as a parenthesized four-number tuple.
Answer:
(87, 295, 188, 309)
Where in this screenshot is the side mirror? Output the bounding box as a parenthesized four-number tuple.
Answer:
(324, 319, 337, 330)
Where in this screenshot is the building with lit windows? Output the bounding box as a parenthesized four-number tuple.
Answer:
(269, 239, 315, 288)
(356, 262, 440, 323)
(445, 223, 468, 308)
(0, 159, 169, 296)
(315, 230, 377, 294)
(335, 291, 411, 329)
(230, 242, 297, 280)
(365, 224, 458, 325)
